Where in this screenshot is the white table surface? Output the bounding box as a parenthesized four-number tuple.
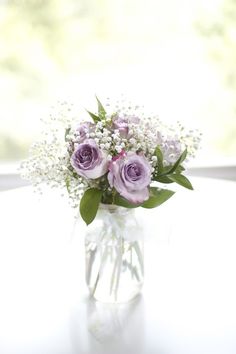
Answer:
(0, 177, 236, 354)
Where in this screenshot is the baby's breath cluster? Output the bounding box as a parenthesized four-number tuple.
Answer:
(21, 97, 201, 219)
(21, 101, 87, 207)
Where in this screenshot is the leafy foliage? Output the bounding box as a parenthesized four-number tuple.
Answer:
(86, 96, 106, 122)
(168, 174, 193, 190)
(153, 148, 193, 190)
(80, 188, 103, 225)
(96, 96, 106, 118)
(154, 146, 164, 173)
(86, 110, 100, 123)
(142, 187, 175, 208)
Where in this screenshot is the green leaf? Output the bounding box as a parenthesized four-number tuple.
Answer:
(114, 194, 141, 208)
(86, 110, 100, 123)
(80, 188, 103, 225)
(175, 165, 185, 173)
(154, 146, 164, 173)
(162, 149, 188, 175)
(153, 175, 174, 184)
(96, 96, 106, 117)
(164, 149, 187, 175)
(168, 174, 193, 190)
(141, 187, 175, 208)
(65, 177, 70, 193)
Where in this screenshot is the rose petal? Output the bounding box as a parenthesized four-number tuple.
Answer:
(79, 158, 108, 178)
(120, 187, 149, 204)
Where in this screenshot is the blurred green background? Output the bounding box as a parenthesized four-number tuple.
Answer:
(0, 0, 235, 163)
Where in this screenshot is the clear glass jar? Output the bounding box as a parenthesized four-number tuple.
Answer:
(84, 204, 144, 303)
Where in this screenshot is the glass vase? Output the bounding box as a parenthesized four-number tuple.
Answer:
(84, 204, 144, 303)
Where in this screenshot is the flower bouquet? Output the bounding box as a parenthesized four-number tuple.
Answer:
(21, 97, 200, 303)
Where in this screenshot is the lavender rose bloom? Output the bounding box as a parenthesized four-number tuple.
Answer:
(112, 115, 140, 137)
(157, 132, 182, 165)
(108, 152, 151, 204)
(112, 116, 129, 137)
(76, 122, 94, 142)
(71, 139, 108, 179)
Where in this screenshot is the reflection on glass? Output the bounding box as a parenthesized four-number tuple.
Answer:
(86, 295, 144, 346)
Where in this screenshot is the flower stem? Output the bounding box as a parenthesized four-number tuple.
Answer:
(114, 238, 123, 301)
(91, 245, 109, 297)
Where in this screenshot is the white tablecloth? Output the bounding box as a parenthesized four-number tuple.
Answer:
(0, 177, 235, 354)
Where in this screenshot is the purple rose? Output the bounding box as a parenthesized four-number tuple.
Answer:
(163, 137, 182, 164)
(70, 139, 108, 179)
(108, 152, 151, 204)
(157, 133, 182, 165)
(76, 122, 94, 142)
(112, 115, 140, 137)
(112, 116, 129, 137)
